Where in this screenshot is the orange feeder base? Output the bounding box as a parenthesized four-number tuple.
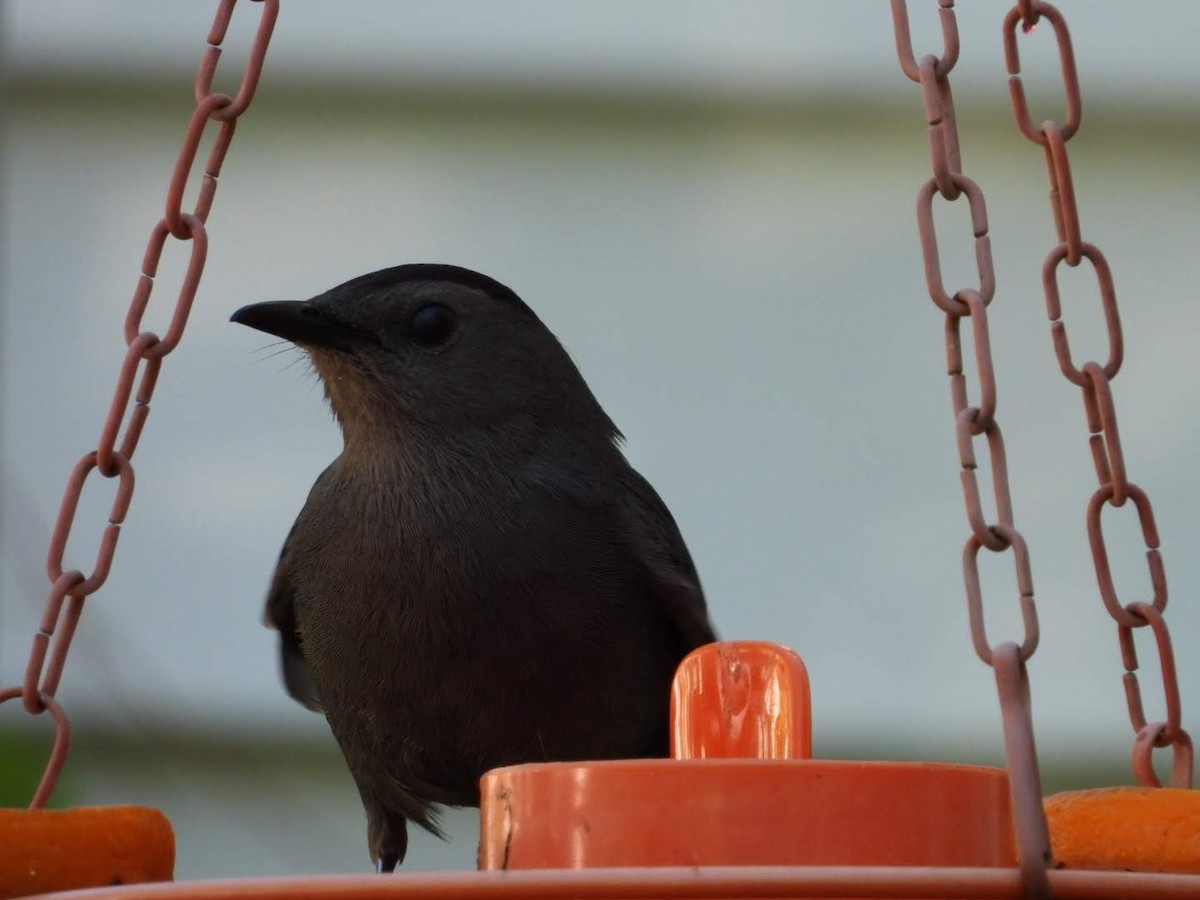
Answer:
(480, 757, 1015, 870)
(22, 642, 1200, 898)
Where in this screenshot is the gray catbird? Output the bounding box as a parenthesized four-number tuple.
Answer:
(232, 264, 716, 871)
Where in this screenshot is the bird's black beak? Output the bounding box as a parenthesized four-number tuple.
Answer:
(231, 300, 366, 352)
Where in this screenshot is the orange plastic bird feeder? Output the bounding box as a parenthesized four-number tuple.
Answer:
(11, 641, 1199, 898)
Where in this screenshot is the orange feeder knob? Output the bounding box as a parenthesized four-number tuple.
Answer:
(0, 805, 174, 897)
(479, 641, 1017, 870)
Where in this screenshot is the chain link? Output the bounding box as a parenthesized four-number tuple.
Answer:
(891, 0, 960, 83)
(0, 687, 70, 808)
(1086, 484, 1167, 628)
(915, 175, 995, 315)
(1003, 3, 1081, 145)
(44, 452, 135, 597)
(0, 0, 278, 808)
(1042, 242, 1122, 386)
(891, 3, 1051, 895)
(1004, 0, 1192, 789)
(127, 215, 211, 358)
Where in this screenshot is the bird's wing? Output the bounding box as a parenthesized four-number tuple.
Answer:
(262, 520, 323, 712)
(618, 466, 717, 651)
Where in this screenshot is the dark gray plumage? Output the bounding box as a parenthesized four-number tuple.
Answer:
(232, 264, 715, 871)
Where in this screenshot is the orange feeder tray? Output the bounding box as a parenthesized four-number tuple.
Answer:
(24, 641, 1200, 899)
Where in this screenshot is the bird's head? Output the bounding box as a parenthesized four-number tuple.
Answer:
(232, 264, 617, 451)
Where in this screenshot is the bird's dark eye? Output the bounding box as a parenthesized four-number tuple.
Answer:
(409, 304, 455, 346)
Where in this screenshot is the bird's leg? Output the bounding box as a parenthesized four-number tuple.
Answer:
(368, 802, 408, 874)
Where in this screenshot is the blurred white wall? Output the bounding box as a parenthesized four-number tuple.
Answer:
(2, 0, 1198, 879)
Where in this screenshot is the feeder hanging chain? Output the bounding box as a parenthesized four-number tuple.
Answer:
(1004, 0, 1192, 789)
(0, 0, 279, 809)
(891, 2, 1052, 896)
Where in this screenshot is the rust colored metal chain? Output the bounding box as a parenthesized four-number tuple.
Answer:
(0, 0, 278, 808)
(891, 2, 1052, 896)
(1004, 0, 1193, 790)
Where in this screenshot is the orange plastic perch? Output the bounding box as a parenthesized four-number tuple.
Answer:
(1046, 787, 1200, 874)
(479, 641, 1016, 869)
(0, 805, 174, 897)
